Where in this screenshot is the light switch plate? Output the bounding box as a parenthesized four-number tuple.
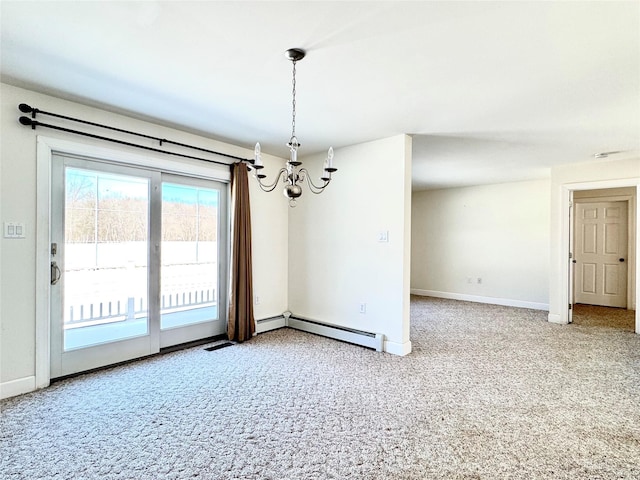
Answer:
(4, 222, 25, 238)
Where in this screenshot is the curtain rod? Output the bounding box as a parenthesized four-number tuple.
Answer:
(18, 103, 253, 166)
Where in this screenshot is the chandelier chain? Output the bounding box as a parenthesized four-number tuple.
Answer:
(291, 60, 297, 141)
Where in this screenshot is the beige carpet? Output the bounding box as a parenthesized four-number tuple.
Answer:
(572, 303, 636, 332)
(1, 296, 639, 479)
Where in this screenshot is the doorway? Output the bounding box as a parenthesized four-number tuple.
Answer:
(571, 304, 636, 331)
(50, 153, 228, 378)
(570, 187, 636, 331)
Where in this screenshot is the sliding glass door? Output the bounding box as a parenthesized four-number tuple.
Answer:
(159, 176, 227, 347)
(50, 154, 227, 378)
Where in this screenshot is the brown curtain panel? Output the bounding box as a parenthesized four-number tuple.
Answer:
(227, 162, 255, 342)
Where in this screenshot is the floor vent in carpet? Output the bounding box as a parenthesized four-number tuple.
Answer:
(204, 342, 234, 352)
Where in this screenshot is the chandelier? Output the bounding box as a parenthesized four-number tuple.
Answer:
(252, 48, 337, 207)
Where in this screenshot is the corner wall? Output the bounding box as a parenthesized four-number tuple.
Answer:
(288, 135, 412, 355)
(0, 83, 288, 398)
(249, 157, 289, 320)
(411, 179, 550, 309)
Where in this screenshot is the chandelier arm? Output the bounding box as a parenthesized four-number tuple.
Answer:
(298, 168, 330, 194)
(255, 168, 288, 192)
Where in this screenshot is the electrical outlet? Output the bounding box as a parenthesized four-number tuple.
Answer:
(359, 303, 366, 314)
(254, 295, 260, 305)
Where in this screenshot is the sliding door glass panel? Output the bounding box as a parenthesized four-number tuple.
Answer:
(63, 167, 150, 350)
(161, 182, 219, 330)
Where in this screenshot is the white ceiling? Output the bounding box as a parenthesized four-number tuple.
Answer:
(1, 1, 639, 190)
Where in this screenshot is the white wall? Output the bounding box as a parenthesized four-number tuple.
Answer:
(549, 156, 640, 325)
(288, 135, 412, 355)
(411, 180, 550, 309)
(0, 83, 288, 398)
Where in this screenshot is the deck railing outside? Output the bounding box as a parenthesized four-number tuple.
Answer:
(65, 288, 216, 328)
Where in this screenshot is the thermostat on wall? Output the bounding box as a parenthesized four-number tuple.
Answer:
(4, 222, 26, 238)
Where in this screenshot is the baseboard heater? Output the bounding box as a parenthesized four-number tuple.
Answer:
(286, 314, 384, 352)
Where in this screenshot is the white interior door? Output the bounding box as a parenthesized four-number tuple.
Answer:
(574, 201, 628, 308)
(51, 154, 227, 378)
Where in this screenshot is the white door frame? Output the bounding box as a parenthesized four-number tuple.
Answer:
(35, 136, 231, 389)
(568, 190, 574, 323)
(560, 179, 639, 333)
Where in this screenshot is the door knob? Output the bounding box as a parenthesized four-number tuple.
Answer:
(619, 258, 625, 262)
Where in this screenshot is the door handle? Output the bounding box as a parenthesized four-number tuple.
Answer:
(51, 261, 61, 285)
(619, 258, 625, 262)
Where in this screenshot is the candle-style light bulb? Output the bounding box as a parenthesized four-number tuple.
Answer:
(254, 142, 263, 168)
(327, 147, 334, 169)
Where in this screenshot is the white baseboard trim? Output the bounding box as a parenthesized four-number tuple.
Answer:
(411, 289, 549, 311)
(384, 340, 412, 356)
(1, 375, 36, 400)
(255, 315, 286, 334)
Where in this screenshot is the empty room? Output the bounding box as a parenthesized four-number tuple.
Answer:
(1, 1, 639, 478)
